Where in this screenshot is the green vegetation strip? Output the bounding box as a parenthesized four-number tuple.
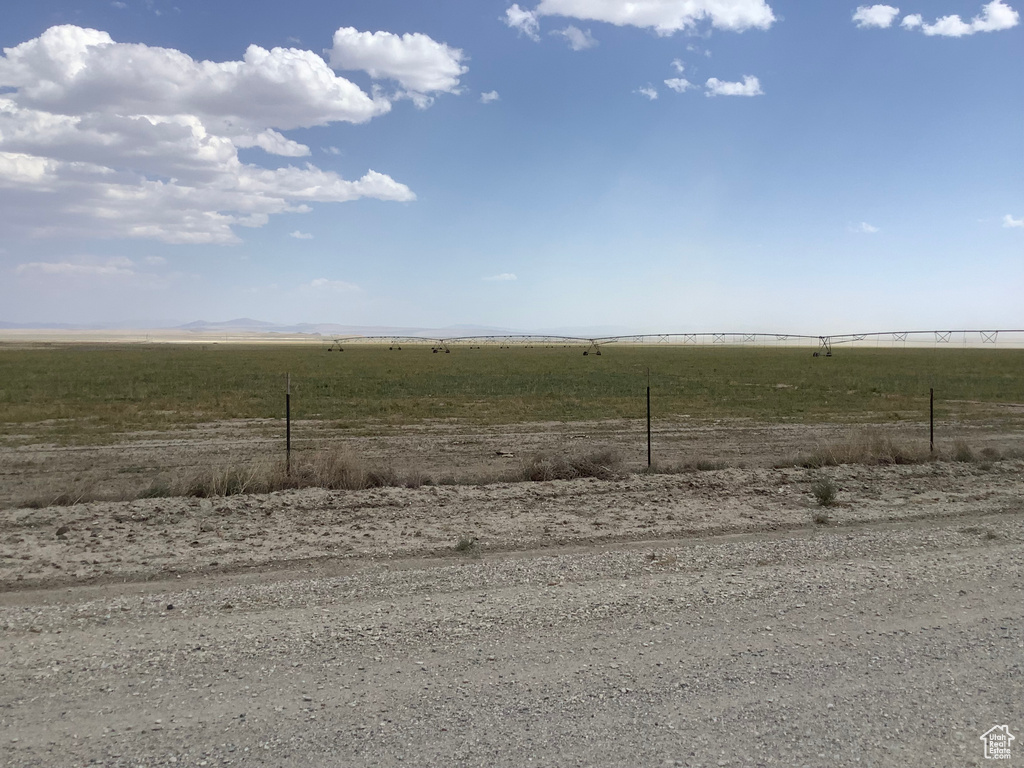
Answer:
(1, 344, 1022, 442)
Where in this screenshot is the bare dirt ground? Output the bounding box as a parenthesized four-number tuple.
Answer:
(3, 413, 1022, 508)
(1, 420, 1023, 766)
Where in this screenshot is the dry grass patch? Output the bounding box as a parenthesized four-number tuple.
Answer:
(644, 458, 727, 474)
(168, 447, 408, 499)
(788, 432, 929, 469)
(516, 449, 623, 482)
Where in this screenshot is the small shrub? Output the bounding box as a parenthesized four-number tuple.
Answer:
(811, 476, 837, 507)
(682, 459, 726, 472)
(365, 467, 399, 488)
(811, 509, 831, 525)
(952, 440, 975, 463)
(454, 536, 479, 554)
(519, 449, 622, 482)
(49, 489, 96, 507)
(403, 471, 430, 489)
(138, 482, 173, 499)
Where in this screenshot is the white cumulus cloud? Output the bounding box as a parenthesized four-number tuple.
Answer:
(920, 0, 1019, 35)
(483, 272, 518, 281)
(327, 27, 467, 103)
(480, 90, 501, 103)
(1003, 214, 1024, 228)
(233, 130, 311, 157)
(0, 25, 417, 245)
(636, 86, 659, 100)
(664, 77, 694, 92)
(705, 75, 763, 96)
(531, 0, 776, 34)
(0, 26, 391, 131)
(504, 4, 542, 40)
(853, 5, 901, 28)
(874, 0, 1019, 35)
(551, 25, 598, 49)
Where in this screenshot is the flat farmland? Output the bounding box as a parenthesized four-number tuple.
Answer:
(1, 342, 1023, 508)
(3, 343, 1024, 439)
(2, 342, 1023, 767)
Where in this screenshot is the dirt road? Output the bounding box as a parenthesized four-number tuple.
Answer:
(1, 461, 1022, 767)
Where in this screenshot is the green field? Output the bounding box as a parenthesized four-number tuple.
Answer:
(1, 343, 1022, 443)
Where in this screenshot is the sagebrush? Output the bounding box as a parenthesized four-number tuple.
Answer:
(516, 449, 622, 482)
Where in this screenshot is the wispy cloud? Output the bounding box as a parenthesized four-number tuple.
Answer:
(636, 86, 659, 100)
(290, 231, 314, 240)
(664, 77, 694, 93)
(551, 25, 597, 50)
(504, 4, 540, 40)
(850, 222, 880, 234)
(1003, 214, 1024, 228)
(480, 90, 500, 104)
(306, 278, 360, 292)
(483, 272, 517, 281)
(15, 257, 136, 277)
(521, 0, 775, 34)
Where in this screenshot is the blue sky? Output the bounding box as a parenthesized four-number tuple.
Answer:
(0, 0, 1020, 333)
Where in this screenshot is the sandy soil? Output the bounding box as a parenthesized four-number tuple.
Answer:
(1, 456, 1022, 590)
(1, 422, 1022, 766)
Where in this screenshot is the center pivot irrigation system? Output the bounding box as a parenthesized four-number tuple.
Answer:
(323, 330, 1024, 356)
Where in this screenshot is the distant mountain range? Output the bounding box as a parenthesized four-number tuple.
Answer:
(175, 319, 532, 337)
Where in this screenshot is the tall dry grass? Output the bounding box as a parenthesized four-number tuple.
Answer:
(171, 447, 410, 498)
(787, 432, 930, 469)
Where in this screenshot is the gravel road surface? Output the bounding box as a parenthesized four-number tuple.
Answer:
(2, 499, 1022, 767)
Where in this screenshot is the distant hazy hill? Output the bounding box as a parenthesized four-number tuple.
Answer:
(177, 318, 279, 331)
